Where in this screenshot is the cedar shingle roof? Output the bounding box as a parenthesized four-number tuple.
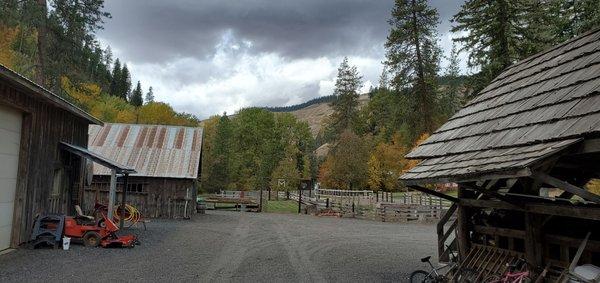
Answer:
(89, 123, 203, 179)
(402, 29, 600, 183)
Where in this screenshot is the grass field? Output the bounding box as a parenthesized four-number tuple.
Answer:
(264, 200, 298, 213)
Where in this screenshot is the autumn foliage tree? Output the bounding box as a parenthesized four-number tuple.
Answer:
(318, 130, 370, 190)
(367, 133, 408, 192)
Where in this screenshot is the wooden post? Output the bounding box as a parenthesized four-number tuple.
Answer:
(525, 212, 543, 267)
(297, 187, 302, 214)
(456, 186, 470, 260)
(119, 173, 128, 229)
(107, 169, 117, 220)
(259, 188, 263, 212)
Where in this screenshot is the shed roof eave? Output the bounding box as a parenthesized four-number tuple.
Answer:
(400, 167, 533, 186)
(60, 142, 136, 174)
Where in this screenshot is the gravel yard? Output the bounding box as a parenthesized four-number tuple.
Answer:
(0, 211, 436, 282)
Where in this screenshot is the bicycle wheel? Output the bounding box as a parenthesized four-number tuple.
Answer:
(409, 270, 434, 283)
(482, 275, 501, 283)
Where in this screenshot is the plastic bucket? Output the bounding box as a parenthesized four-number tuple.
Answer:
(62, 237, 71, 250)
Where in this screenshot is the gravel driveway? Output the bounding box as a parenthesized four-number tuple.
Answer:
(0, 211, 437, 282)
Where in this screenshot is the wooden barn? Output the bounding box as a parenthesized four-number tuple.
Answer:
(86, 123, 203, 218)
(0, 65, 134, 250)
(401, 29, 600, 278)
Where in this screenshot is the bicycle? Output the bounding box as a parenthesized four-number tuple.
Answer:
(483, 258, 531, 283)
(409, 251, 477, 283)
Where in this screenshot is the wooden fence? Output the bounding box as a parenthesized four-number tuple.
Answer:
(376, 203, 449, 222)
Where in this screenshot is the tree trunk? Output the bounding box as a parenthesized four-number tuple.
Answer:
(410, 0, 432, 133)
(497, 0, 511, 69)
(35, 0, 47, 86)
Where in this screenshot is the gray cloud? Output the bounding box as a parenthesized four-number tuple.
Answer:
(97, 0, 463, 119)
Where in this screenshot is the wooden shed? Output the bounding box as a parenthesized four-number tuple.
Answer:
(86, 123, 203, 218)
(0, 65, 107, 250)
(401, 29, 600, 276)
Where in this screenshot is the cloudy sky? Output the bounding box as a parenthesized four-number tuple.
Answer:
(97, 0, 465, 119)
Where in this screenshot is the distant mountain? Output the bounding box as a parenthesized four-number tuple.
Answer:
(264, 95, 337, 112)
(268, 94, 370, 136)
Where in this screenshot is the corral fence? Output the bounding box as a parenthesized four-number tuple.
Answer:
(210, 189, 455, 223)
(293, 190, 453, 222)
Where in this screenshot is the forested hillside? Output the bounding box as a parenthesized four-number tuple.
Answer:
(2, 0, 599, 194)
(0, 0, 199, 126)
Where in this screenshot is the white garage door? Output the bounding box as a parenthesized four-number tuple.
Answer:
(0, 104, 21, 250)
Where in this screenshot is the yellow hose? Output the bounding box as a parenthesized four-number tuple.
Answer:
(113, 204, 142, 226)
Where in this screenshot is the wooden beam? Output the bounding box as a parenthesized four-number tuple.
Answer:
(407, 185, 458, 203)
(462, 183, 523, 209)
(532, 171, 600, 203)
(460, 199, 600, 221)
(580, 138, 600, 154)
(473, 225, 525, 239)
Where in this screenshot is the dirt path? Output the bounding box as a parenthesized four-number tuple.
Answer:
(0, 211, 437, 282)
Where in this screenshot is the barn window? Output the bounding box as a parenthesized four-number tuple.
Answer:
(126, 183, 145, 193)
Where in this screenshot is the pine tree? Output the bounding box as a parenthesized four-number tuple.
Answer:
(145, 86, 155, 103)
(109, 59, 121, 97)
(328, 57, 362, 137)
(550, 0, 600, 42)
(129, 81, 143, 107)
(439, 43, 463, 119)
(384, 0, 441, 137)
(209, 113, 233, 191)
(118, 63, 132, 101)
(451, 0, 549, 94)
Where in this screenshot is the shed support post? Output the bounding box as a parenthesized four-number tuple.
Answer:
(525, 212, 543, 267)
(107, 169, 117, 220)
(119, 173, 129, 229)
(456, 186, 470, 260)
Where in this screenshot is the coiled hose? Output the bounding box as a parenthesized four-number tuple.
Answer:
(113, 204, 142, 227)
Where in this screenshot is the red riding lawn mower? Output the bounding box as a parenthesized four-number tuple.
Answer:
(30, 205, 138, 249)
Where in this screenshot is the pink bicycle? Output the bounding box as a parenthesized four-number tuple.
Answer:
(483, 258, 532, 283)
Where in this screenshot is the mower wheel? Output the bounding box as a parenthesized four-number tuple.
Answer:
(83, 231, 101, 247)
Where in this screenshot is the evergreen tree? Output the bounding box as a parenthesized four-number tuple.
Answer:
(209, 113, 233, 191)
(129, 81, 143, 107)
(451, 0, 550, 94)
(118, 63, 132, 100)
(145, 86, 155, 103)
(109, 59, 121, 97)
(384, 0, 441, 137)
(328, 57, 362, 138)
(439, 43, 464, 119)
(550, 0, 600, 43)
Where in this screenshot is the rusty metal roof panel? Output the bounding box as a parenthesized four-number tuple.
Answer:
(89, 123, 203, 179)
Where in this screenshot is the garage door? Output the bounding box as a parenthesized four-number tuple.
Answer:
(0, 104, 21, 250)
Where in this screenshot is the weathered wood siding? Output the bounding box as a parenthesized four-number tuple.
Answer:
(86, 176, 196, 218)
(0, 78, 89, 247)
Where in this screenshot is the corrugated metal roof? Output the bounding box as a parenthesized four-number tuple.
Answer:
(89, 123, 203, 179)
(402, 28, 600, 183)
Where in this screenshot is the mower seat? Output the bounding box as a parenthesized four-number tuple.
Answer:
(75, 205, 94, 221)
